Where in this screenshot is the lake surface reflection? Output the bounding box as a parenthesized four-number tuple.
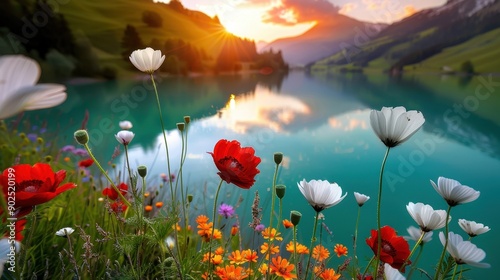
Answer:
(20, 71, 500, 278)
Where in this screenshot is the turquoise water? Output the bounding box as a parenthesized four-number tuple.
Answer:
(19, 71, 500, 278)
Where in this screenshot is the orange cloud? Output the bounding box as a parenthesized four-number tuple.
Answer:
(403, 5, 417, 17)
(263, 0, 340, 25)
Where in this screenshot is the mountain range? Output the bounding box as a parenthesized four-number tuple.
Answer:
(304, 0, 500, 73)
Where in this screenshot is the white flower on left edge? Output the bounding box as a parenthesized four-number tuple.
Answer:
(129, 47, 165, 74)
(0, 238, 21, 277)
(406, 202, 449, 232)
(56, 227, 75, 237)
(298, 179, 347, 212)
(439, 231, 490, 268)
(0, 55, 67, 120)
(115, 130, 135, 145)
(458, 219, 490, 237)
(370, 106, 425, 148)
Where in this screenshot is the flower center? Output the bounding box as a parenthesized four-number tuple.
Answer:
(219, 156, 243, 171)
(381, 240, 396, 256)
(19, 179, 44, 192)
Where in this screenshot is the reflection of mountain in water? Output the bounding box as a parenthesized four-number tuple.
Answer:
(309, 72, 500, 160)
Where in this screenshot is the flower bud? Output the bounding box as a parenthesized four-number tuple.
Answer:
(290, 210, 302, 226)
(177, 122, 185, 132)
(275, 184, 286, 199)
(37, 137, 44, 145)
(45, 155, 52, 162)
(274, 152, 283, 165)
(187, 194, 193, 203)
(184, 116, 191, 124)
(137, 165, 147, 178)
(74, 130, 89, 145)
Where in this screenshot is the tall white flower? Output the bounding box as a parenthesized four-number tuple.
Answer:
(404, 226, 433, 244)
(353, 192, 370, 207)
(129, 47, 165, 74)
(384, 263, 406, 280)
(370, 106, 425, 147)
(115, 130, 135, 145)
(0, 55, 67, 119)
(458, 219, 490, 237)
(55, 227, 75, 237)
(119, 120, 133, 130)
(430, 177, 480, 206)
(439, 231, 490, 268)
(297, 179, 347, 212)
(406, 202, 449, 232)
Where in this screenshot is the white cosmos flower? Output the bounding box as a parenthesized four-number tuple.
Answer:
(165, 236, 175, 249)
(55, 227, 75, 237)
(129, 47, 165, 73)
(458, 219, 490, 237)
(0, 55, 67, 119)
(430, 177, 480, 206)
(439, 231, 490, 268)
(369, 106, 425, 147)
(119, 120, 133, 130)
(384, 263, 406, 280)
(406, 202, 449, 232)
(297, 179, 347, 212)
(115, 130, 135, 145)
(404, 226, 433, 244)
(353, 192, 370, 207)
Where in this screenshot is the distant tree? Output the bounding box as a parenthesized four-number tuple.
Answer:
(121, 24, 144, 61)
(142, 10, 162, 28)
(460, 60, 475, 75)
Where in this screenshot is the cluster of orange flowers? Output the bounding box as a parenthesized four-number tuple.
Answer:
(195, 215, 348, 279)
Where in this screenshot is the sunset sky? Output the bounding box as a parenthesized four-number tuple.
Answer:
(173, 0, 447, 42)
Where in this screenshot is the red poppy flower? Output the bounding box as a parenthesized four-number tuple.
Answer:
(102, 182, 128, 200)
(208, 139, 261, 189)
(78, 158, 94, 168)
(0, 163, 76, 212)
(111, 201, 128, 213)
(366, 225, 411, 271)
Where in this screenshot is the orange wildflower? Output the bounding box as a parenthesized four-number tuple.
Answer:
(242, 249, 258, 263)
(155, 201, 163, 208)
(229, 250, 248, 265)
(312, 244, 330, 262)
(196, 215, 210, 224)
(203, 252, 223, 265)
(215, 246, 225, 255)
(262, 227, 283, 241)
(286, 241, 309, 254)
(283, 219, 294, 229)
(334, 244, 348, 257)
(215, 264, 249, 280)
(144, 205, 153, 212)
(318, 268, 341, 280)
(270, 256, 297, 279)
(260, 242, 280, 259)
(231, 225, 239, 236)
(259, 263, 268, 275)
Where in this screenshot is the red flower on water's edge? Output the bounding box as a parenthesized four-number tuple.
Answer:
(102, 183, 128, 200)
(208, 139, 261, 189)
(0, 163, 77, 213)
(366, 225, 411, 271)
(78, 158, 94, 168)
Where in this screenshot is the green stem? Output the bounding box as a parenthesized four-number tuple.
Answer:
(304, 211, 320, 280)
(266, 161, 280, 279)
(353, 206, 361, 267)
(375, 146, 391, 277)
(82, 143, 130, 206)
(400, 231, 425, 272)
(408, 244, 425, 280)
(361, 256, 375, 279)
(123, 145, 134, 193)
(434, 205, 452, 280)
(450, 263, 459, 280)
(293, 226, 299, 278)
(208, 179, 224, 279)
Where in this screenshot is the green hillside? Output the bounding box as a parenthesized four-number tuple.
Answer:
(404, 27, 500, 74)
(57, 0, 227, 76)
